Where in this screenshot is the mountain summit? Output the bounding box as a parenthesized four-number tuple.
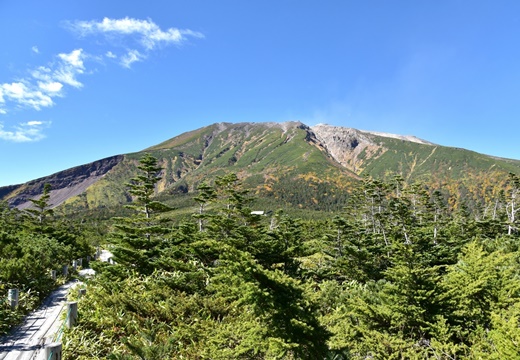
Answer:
(2, 122, 520, 214)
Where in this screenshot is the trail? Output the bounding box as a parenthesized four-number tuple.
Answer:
(0, 269, 94, 360)
(0, 250, 111, 359)
(0, 281, 77, 359)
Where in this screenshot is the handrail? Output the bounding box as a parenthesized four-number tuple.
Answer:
(54, 306, 71, 342)
(46, 305, 72, 360)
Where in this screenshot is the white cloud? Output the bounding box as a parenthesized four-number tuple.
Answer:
(2, 82, 27, 99)
(31, 66, 53, 82)
(68, 17, 204, 65)
(0, 49, 87, 112)
(70, 17, 203, 49)
(53, 68, 82, 88)
(121, 49, 145, 68)
(0, 82, 54, 110)
(0, 121, 50, 142)
(27, 120, 43, 126)
(54, 49, 85, 88)
(58, 49, 84, 68)
(0, 17, 202, 115)
(38, 81, 63, 93)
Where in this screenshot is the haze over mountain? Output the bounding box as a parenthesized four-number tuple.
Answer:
(2, 122, 519, 215)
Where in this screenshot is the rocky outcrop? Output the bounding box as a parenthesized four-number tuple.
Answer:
(1, 155, 124, 209)
(310, 124, 382, 173)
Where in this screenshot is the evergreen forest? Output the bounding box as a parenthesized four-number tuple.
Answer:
(3, 153, 520, 359)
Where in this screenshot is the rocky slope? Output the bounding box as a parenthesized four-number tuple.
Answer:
(311, 124, 382, 173)
(1, 155, 123, 209)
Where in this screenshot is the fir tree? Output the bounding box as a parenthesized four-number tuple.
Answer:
(110, 153, 173, 275)
(24, 183, 54, 233)
(192, 181, 216, 232)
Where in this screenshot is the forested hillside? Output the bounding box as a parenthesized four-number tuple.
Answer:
(59, 154, 520, 359)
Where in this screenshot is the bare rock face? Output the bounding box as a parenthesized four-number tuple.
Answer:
(0, 155, 124, 209)
(310, 124, 382, 173)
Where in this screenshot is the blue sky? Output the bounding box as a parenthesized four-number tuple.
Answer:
(1, 1, 520, 186)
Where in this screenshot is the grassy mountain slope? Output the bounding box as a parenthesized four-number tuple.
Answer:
(57, 122, 358, 215)
(2, 121, 520, 218)
(311, 124, 520, 211)
(355, 133, 520, 210)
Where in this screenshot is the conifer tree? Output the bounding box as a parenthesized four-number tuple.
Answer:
(193, 181, 216, 232)
(209, 245, 330, 358)
(441, 241, 520, 342)
(24, 183, 54, 232)
(206, 172, 257, 242)
(261, 210, 303, 276)
(110, 153, 173, 275)
(486, 302, 520, 358)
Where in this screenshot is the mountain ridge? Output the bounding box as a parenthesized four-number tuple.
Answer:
(2, 121, 519, 214)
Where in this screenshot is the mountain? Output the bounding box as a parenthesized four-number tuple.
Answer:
(2, 121, 520, 215)
(0, 155, 123, 209)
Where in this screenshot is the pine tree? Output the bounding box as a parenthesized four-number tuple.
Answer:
(486, 302, 520, 358)
(209, 245, 330, 358)
(260, 210, 303, 276)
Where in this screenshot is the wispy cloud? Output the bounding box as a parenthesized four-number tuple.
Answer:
(53, 49, 85, 88)
(121, 49, 145, 68)
(1, 18, 202, 115)
(1, 82, 53, 111)
(0, 48, 86, 114)
(67, 17, 203, 68)
(0, 17, 202, 142)
(69, 17, 204, 50)
(0, 121, 50, 142)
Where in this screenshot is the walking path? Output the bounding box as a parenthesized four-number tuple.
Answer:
(0, 268, 96, 360)
(0, 250, 112, 360)
(0, 282, 75, 360)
